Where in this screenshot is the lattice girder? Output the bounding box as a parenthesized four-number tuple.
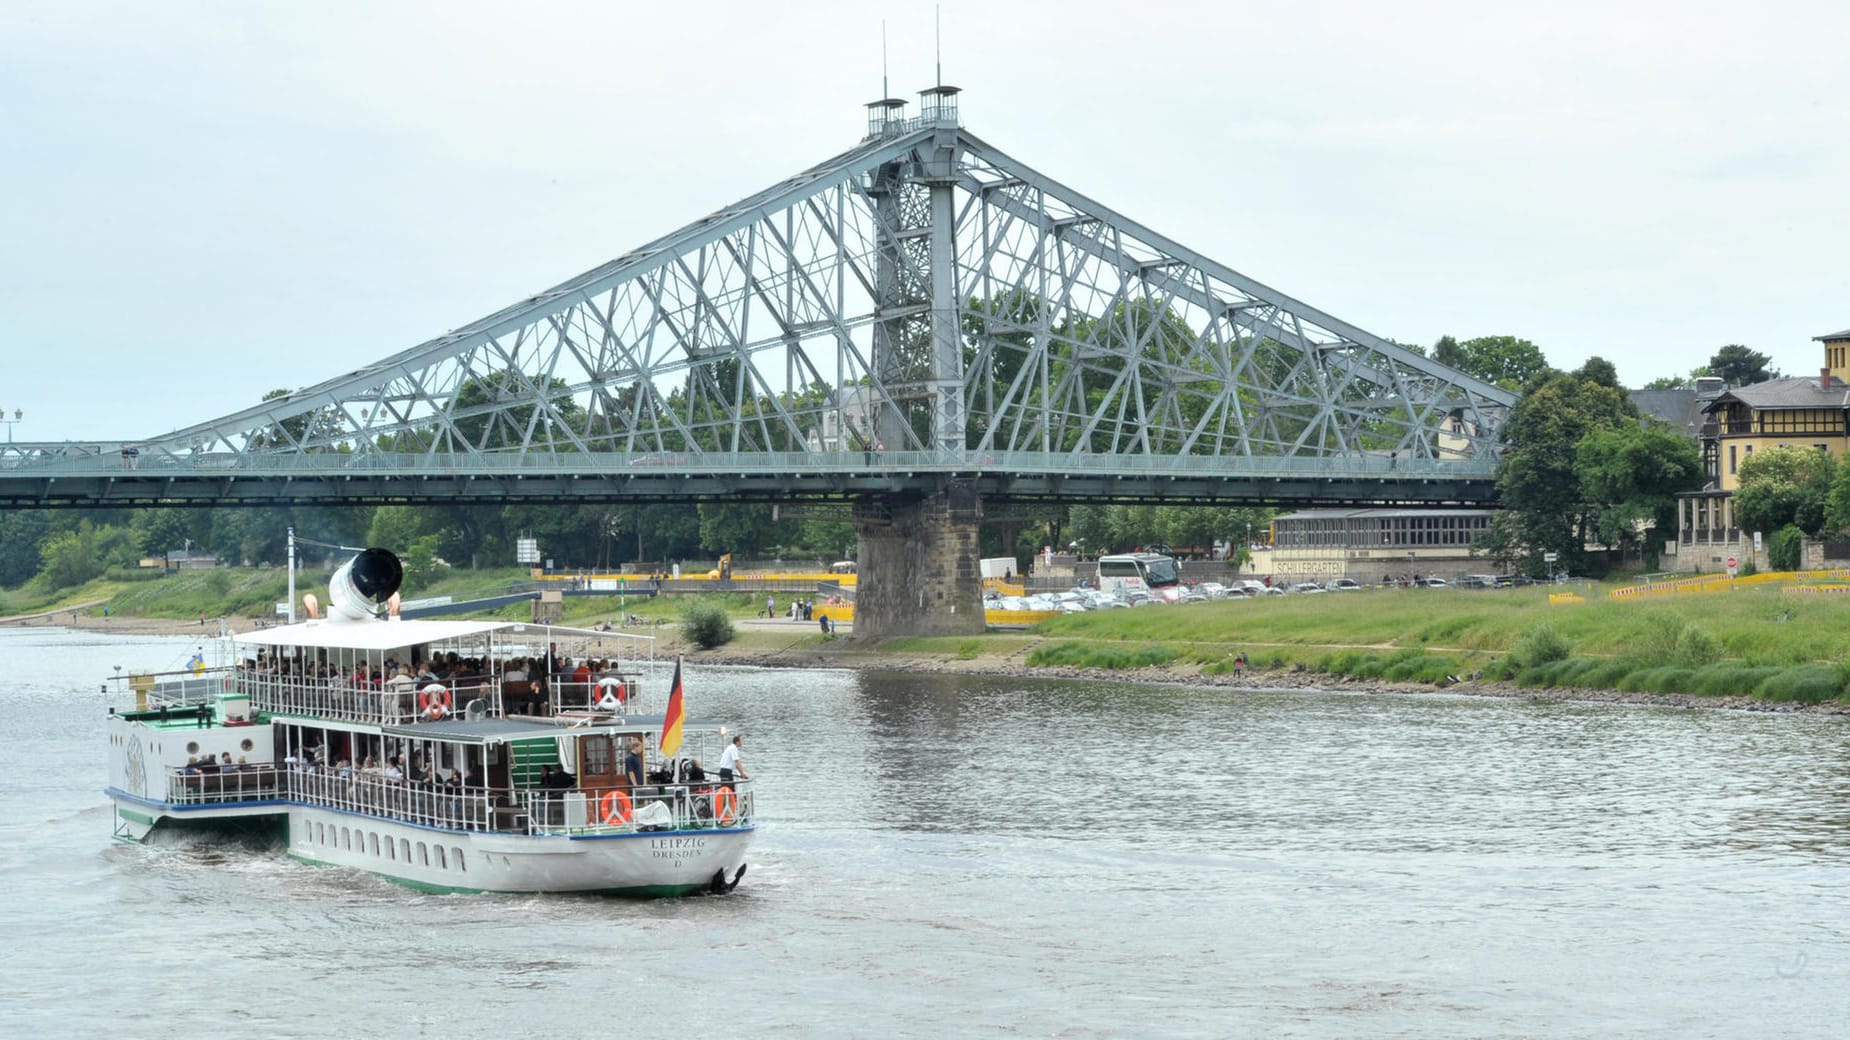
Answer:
(43, 115, 1512, 491)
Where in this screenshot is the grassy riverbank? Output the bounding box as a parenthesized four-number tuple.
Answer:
(12, 572, 1850, 709)
(871, 582, 1850, 707)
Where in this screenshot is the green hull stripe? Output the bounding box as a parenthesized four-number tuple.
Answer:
(117, 808, 155, 825)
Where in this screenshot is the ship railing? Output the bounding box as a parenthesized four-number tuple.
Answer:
(284, 770, 498, 832)
(522, 781, 753, 836)
(166, 764, 282, 806)
(240, 673, 504, 726)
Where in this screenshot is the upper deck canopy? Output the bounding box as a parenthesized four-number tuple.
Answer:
(230, 618, 654, 653)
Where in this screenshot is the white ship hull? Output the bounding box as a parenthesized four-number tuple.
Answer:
(285, 806, 753, 895)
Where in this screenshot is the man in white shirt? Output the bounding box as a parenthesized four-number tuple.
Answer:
(717, 736, 747, 783)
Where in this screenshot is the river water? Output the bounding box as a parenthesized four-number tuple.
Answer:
(3, 625, 1847, 1038)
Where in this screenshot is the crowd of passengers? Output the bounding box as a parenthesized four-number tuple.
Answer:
(179, 751, 263, 774)
(240, 644, 635, 716)
(284, 746, 499, 789)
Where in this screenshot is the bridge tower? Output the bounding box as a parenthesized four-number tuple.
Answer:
(857, 87, 986, 637)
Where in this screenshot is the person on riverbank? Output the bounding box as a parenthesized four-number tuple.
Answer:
(718, 735, 747, 783)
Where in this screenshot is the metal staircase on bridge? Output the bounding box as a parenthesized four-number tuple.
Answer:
(0, 88, 1513, 510)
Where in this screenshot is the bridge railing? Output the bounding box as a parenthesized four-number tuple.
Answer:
(0, 445, 1499, 481)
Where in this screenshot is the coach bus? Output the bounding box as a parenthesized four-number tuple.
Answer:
(1096, 552, 1182, 601)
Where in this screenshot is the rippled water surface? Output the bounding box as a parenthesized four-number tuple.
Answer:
(3, 626, 1848, 1038)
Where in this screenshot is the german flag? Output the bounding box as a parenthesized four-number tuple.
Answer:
(659, 657, 685, 757)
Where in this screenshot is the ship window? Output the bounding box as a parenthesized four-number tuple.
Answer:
(369, 833, 379, 857)
(453, 848, 465, 872)
(186, 742, 200, 755)
(386, 837, 395, 861)
(240, 739, 254, 752)
(436, 846, 447, 870)
(400, 838, 411, 862)
(341, 827, 350, 850)
(418, 842, 428, 867)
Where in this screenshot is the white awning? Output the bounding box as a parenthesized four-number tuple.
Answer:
(232, 618, 516, 652)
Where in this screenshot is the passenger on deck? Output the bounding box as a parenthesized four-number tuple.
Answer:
(380, 757, 403, 781)
(219, 752, 235, 770)
(624, 738, 644, 789)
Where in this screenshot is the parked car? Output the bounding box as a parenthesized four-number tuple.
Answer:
(1422, 577, 1449, 588)
(1196, 581, 1229, 599)
(1235, 580, 1269, 597)
(1294, 582, 1327, 594)
(1329, 578, 1361, 591)
(1121, 590, 1158, 607)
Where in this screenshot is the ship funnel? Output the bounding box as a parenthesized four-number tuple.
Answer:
(326, 548, 405, 622)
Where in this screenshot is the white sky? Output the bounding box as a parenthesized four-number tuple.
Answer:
(5, 0, 1847, 439)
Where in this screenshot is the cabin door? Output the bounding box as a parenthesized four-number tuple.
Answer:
(577, 734, 621, 792)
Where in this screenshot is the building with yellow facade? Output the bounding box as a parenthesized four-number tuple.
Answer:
(1675, 328, 1850, 569)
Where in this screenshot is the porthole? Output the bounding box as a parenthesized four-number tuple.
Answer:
(186, 741, 199, 754)
(240, 738, 254, 752)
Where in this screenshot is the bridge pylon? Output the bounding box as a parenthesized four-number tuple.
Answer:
(852, 483, 986, 639)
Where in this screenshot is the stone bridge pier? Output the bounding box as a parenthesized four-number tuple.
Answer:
(851, 481, 987, 638)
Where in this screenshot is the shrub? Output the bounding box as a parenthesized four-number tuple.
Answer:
(1755, 665, 1843, 703)
(1769, 525, 1804, 572)
(1508, 625, 1571, 670)
(682, 604, 735, 649)
(1689, 665, 1781, 697)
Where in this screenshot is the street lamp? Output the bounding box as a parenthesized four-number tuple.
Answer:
(0, 408, 21, 443)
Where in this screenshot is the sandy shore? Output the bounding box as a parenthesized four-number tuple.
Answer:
(19, 611, 1850, 716)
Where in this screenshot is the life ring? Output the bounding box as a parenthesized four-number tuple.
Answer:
(418, 684, 452, 720)
(595, 677, 627, 710)
(714, 785, 738, 826)
(599, 789, 633, 825)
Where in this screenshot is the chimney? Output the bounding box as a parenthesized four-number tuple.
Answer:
(1824, 367, 1833, 390)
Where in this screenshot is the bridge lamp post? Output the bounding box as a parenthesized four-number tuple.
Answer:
(0, 408, 20, 443)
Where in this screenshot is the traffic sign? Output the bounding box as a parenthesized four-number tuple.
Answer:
(1726, 556, 1738, 575)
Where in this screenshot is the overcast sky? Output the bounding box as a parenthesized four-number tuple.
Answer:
(5, 0, 1847, 440)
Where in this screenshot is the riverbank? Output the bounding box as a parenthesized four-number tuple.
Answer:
(31, 610, 1849, 716)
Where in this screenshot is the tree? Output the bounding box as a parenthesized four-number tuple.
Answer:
(1734, 446, 1836, 537)
(1575, 356, 1620, 389)
(1640, 375, 1689, 390)
(0, 511, 51, 587)
(1709, 345, 1775, 387)
(1440, 335, 1551, 391)
(1489, 372, 1637, 576)
(1576, 424, 1702, 567)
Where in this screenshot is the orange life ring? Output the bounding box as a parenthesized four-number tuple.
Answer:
(714, 786, 738, 826)
(600, 789, 633, 825)
(418, 685, 452, 720)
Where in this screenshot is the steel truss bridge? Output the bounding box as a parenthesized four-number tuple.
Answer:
(0, 89, 1512, 512)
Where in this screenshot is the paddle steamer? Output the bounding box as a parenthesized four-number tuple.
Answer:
(103, 549, 753, 896)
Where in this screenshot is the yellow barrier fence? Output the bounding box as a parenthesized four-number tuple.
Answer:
(1610, 569, 1850, 600)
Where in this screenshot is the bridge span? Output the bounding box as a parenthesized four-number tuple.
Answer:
(3, 90, 1512, 636)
